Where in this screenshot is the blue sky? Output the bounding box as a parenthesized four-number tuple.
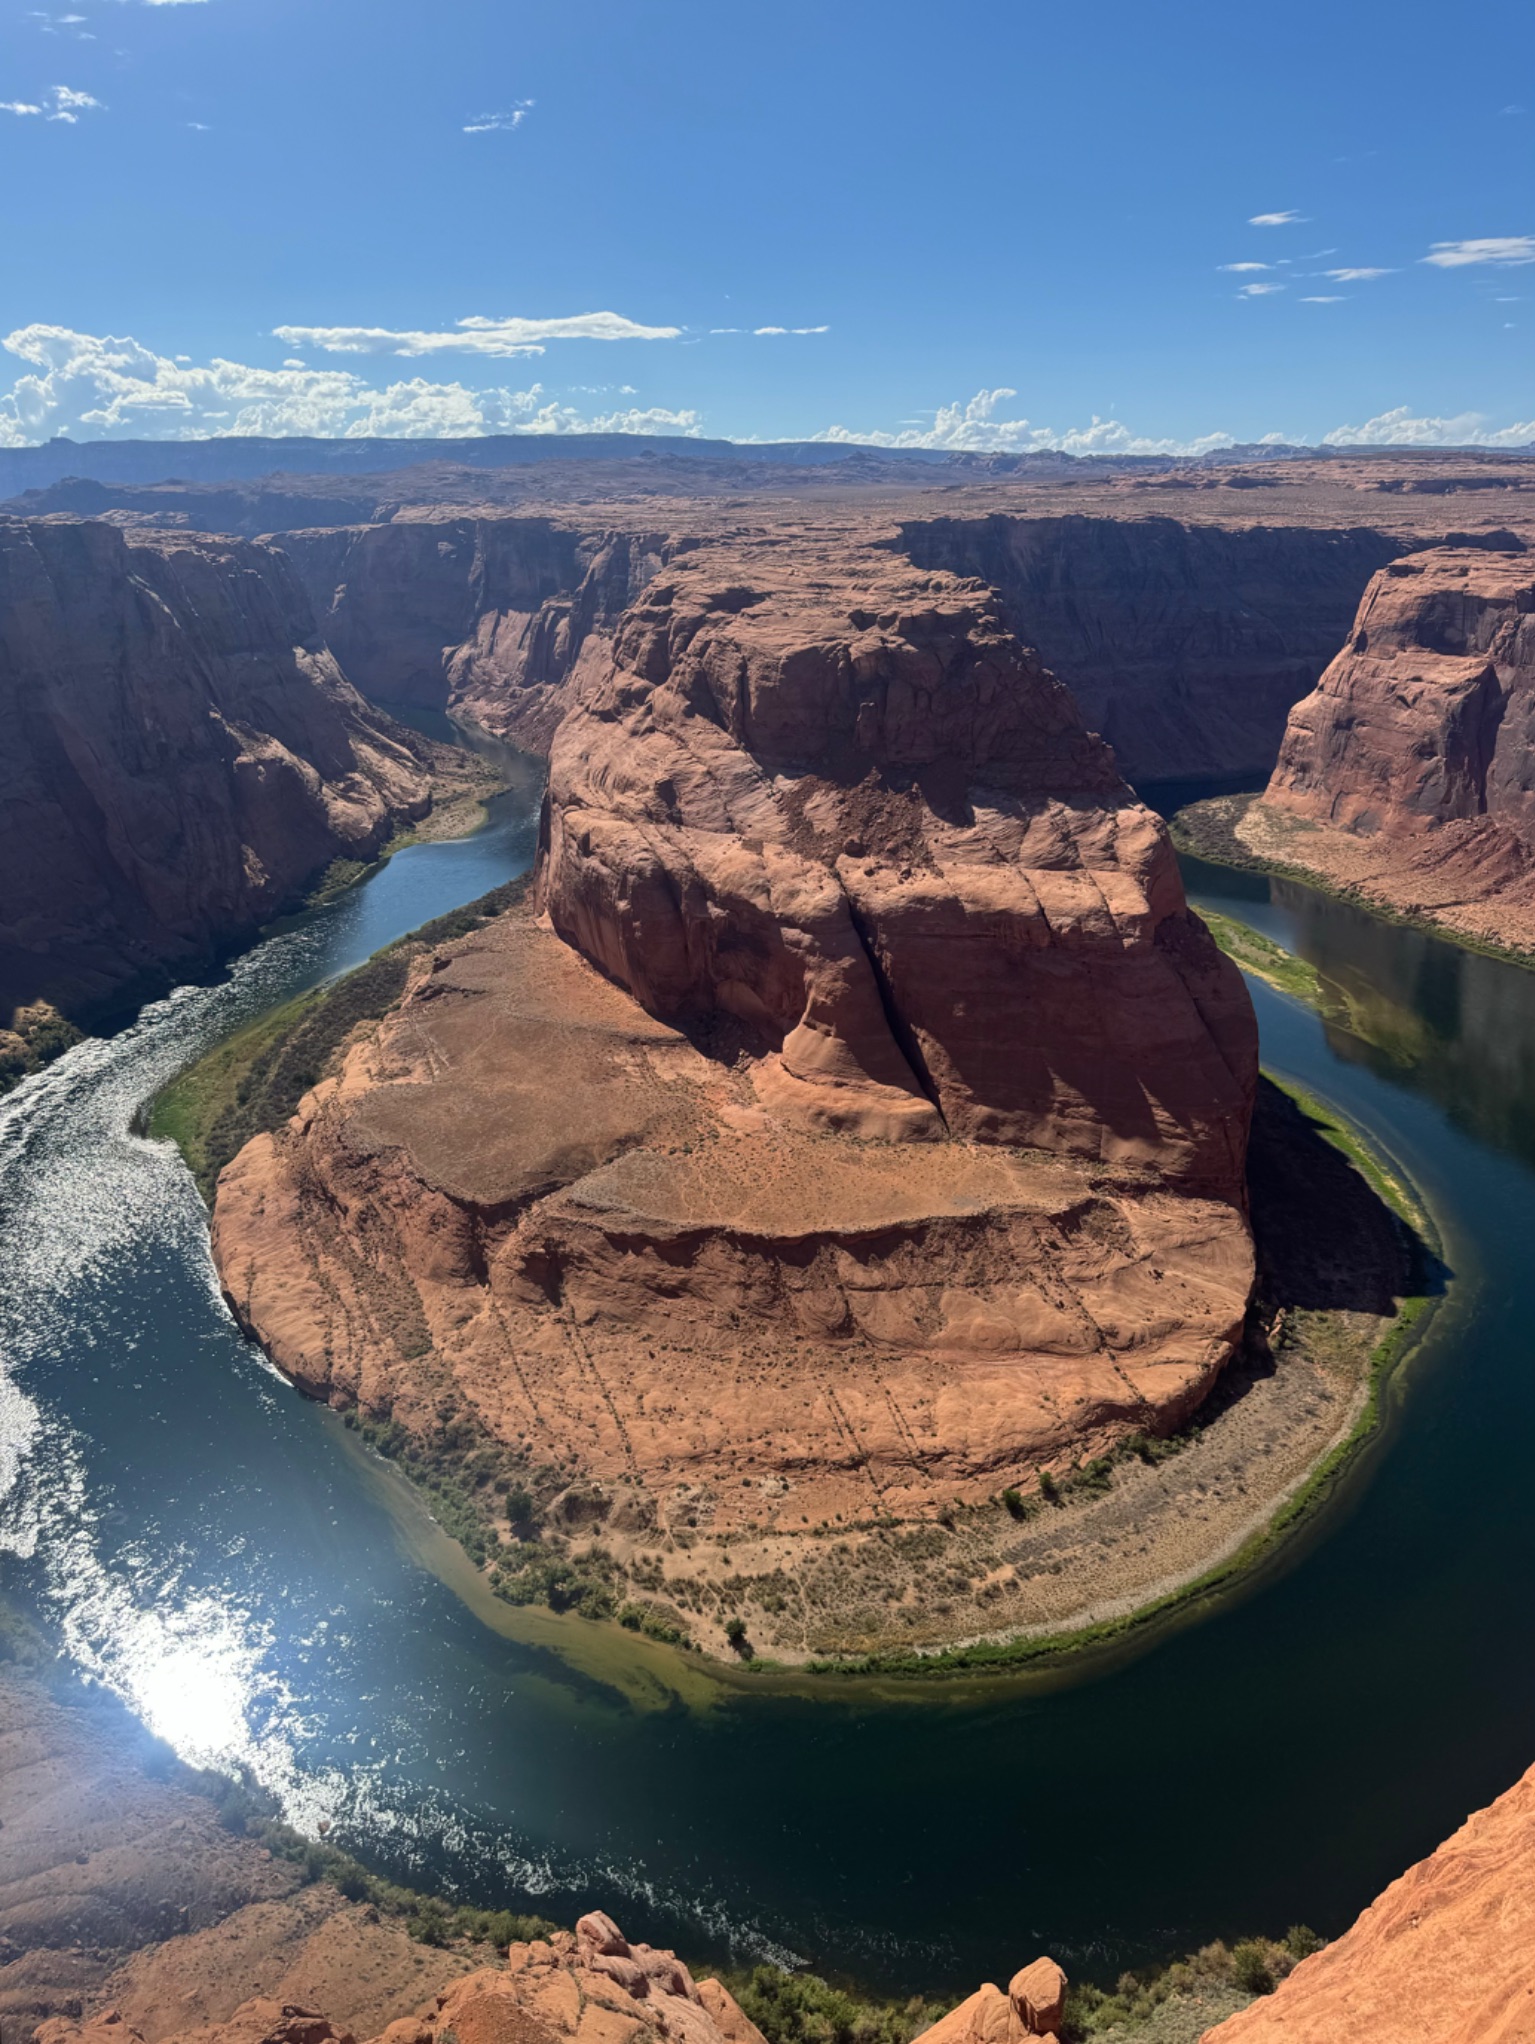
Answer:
(1, 0, 1531, 450)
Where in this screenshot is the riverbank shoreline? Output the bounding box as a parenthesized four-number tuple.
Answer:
(1174, 792, 1535, 973)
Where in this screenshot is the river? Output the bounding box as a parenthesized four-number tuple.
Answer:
(3, 782, 1535, 1996)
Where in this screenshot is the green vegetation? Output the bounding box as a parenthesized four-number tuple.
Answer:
(1062, 1928, 1325, 2039)
(1173, 792, 1535, 972)
(1200, 910, 1334, 1011)
(163, 1754, 557, 1950)
(0, 999, 84, 1096)
(150, 877, 527, 1200)
(721, 1963, 949, 2044)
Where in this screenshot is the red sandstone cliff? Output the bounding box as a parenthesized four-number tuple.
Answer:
(895, 514, 1406, 781)
(208, 537, 1258, 1655)
(0, 519, 435, 1020)
(1246, 550, 1535, 953)
(276, 517, 673, 748)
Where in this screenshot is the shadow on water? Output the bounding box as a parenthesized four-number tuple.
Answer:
(2, 769, 1535, 1998)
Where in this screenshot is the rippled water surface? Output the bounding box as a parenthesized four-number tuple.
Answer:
(5, 790, 1535, 1994)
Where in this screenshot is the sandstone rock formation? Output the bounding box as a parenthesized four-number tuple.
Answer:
(0, 519, 435, 1021)
(1249, 549, 1535, 953)
(275, 518, 674, 746)
(1202, 1761, 1535, 2044)
(897, 514, 1405, 781)
(209, 537, 1258, 1654)
(915, 1959, 1067, 2042)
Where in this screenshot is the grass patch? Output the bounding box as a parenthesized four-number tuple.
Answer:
(1200, 910, 1333, 1011)
(719, 1963, 949, 2044)
(149, 877, 527, 1201)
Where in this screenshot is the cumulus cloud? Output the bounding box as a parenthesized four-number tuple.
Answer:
(1219, 262, 1271, 272)
(271, 311, 680, 358)
(1249, 210, 1307, 226)
(1301, 295, 1345, 303)
(1421, 236, 1535, 268)
(464, 99, 533, 134)
(2, 82, 101, 120)
(1237, 282, 1284, 297)
(752, 325, 829, 335)
(0, 325, 703, 446)
(809, 388, 1236, 458)
(1322, 404, 1535, 447)
(1323, 266, 1393, 281)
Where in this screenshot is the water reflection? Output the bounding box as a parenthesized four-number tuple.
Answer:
(1182, 849, 1535, 1169)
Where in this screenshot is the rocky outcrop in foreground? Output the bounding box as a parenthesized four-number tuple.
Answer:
(1245, 549, 1535, 954)
(1202, 1760, 1535, 2043)
(0, 519, 435, 1021)
(210, 537, 1258, 1656)
(36, 1913, 766, 2044)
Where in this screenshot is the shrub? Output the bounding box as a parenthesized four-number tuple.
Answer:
(1038, 1469, 1061, 1503)
(1230, 1941, 1276, 1995)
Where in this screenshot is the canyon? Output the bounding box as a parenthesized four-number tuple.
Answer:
(0, 518, 451, 1036)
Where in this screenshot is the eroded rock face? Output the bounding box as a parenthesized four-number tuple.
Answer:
(1254, 550, 1535, 952)
(277, 518, 674, 748)
(537, 545, 1255, 1190)
(915, 1959, 1068, 2042)
(895, 514, 1405, 780)
(0, 519, 433, 1018)
(208, 538, 1257, 1652)
(1202, 1762, 1535, 2044)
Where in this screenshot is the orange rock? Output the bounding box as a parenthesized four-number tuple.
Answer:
(912, 1955, 1068, 2044)
(1260, 548, 1535, 953)
(1203, 1762, 1535, 2043)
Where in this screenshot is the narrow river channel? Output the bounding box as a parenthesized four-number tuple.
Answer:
(3, 779, 1534, 1996)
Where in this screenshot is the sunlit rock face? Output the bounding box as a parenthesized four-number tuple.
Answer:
(537, 540, 1257, 1189)
(0, 519, 433, 1018)
(1252, 550, 1535, 953)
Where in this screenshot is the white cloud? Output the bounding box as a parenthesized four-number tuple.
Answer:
(1301, 295, 1345, 303)
(1322, 404, 1535, 447)
(0, 325, 703, 446)
(1237, 282, 1284, 296)
(271, 311, 680, 357)
(808, 388, 1235, 458)
(1421, 236, 1535, 268)
(1323, 266, 1393, 281)
(1219, 262, 1271, 272)
(2, 81, 101, 120)
(464, 98, 533, 135)
(752, 324, 829, 335)
(1249, 210, 1307, 226)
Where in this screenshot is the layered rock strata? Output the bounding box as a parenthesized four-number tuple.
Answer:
(0, 519, 435, 1019)
(1203, 1761, 1535, 2043)
(1247, 549, 1535, 953)
(277, 518, 674, 747)
(210, 541, 1258, 1651)
(894, 514, 1406, 780)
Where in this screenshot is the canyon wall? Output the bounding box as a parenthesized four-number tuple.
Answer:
(0, 519, 434, 1021)
(1245, 549, 1535, 953)
(895, 514, 1408, 781)
(209, 535, 1259, 1656)
(276, 516, 674, 747)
